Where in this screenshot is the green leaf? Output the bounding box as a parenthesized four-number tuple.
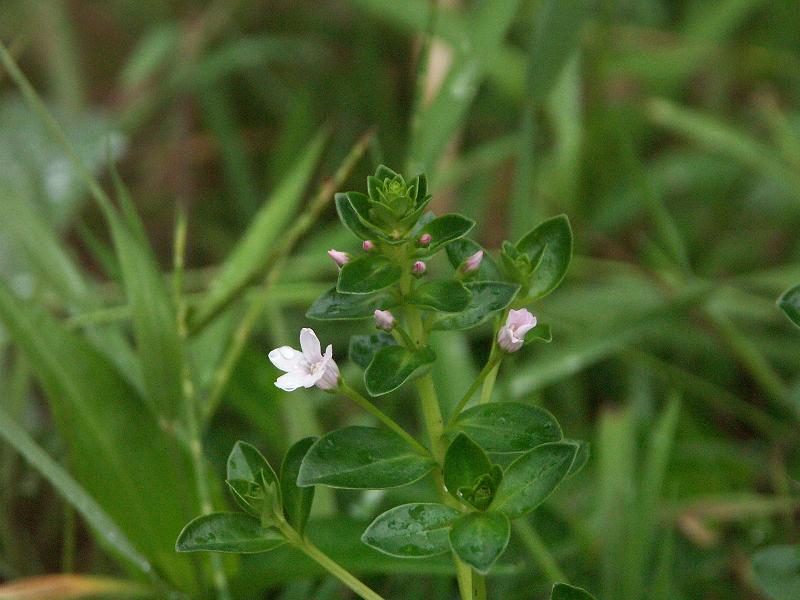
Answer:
(0, 281, 198, 591)
(349, 332, 397, 369)
(432, 282, 519, 331)
(778, 285, 800, 328)
(297, 426, 436, 489)
(176, 513, 286, 554)
(364, 345, 437, 396)
(516, 214, 573, 298)
(449, 512, 510, 574)
(337, 255, 402, 295)
(446, 239, 504, 281)
(361, 503, 461, 558)
(306, 287, 396, 320)
(450, 402, 562, 454)
(443, 434, 492, 504)
(336, 191, 383, 240)
(227, 441, 278, 487)
(551, 582, 598, 600)
(752, 545, 800, 600)
(280, 437, 316, 535)
(490, 442, 578, 519)
(566, 439, 590, 477)
(191, 128, 328, 327)
(408, 281, 472, 312)
(525, 323, 553, 344)
(417, 214, 475, 254)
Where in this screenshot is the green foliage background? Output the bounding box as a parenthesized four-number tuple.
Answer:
(0, 1, 799, 599)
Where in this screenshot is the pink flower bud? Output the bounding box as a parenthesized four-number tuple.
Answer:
(418, 233, 433, 247)
(412, 261, 427, 276)
(374, 309, 395, 331)
(497, 309, 537, 353)
(362, 240, 375, 251)
(327, 249, 349, 267)
(462, 250, 483, 274)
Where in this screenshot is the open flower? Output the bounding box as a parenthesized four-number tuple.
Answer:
(497, 309, 537, 353)
(269, 328, 340, 391)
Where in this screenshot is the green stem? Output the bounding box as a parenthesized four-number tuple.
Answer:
(447, 354, 502, 426)
(280, 526, 384, 600)
(339, 381, 431, 457)
(479, 362, 500, 404)
(473, 572, 487, 600)
(174, 210, 231, 600)
(515, 519, 567, 583)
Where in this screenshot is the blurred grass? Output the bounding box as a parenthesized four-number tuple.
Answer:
(0, 0, 799, 599)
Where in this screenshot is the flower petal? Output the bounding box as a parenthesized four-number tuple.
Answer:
(275, 370, 319, 391)
(300, 328, 323, 363)
(269, 346, 303, 372)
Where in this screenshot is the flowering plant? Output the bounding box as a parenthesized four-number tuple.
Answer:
(176, 166, 592, 600)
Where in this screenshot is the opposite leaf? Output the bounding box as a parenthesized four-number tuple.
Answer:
(335, 192, 383, 241)
(408, 280, 472, 312)
(227, 441, 278, 487)
(306, 287, 395, 320)
(175, 512, 285, 554)
(449, 512, 510, 574)
(361, 503, 461, 558)
(297, 426, 436, 489)
(778, 284, 800, 328)
(349, 332, 397, 370)
(280, 437, 316, 535)
(365, 345, 436, 396)
(551, 583, 598, 600)
(432, 281, 519, 331)
(490, 442, 578, 519)
(443, 434, 492, 504)
(416, 214, 475, 254)
(337, 255, 402, 295)
(516, 214, 572, 299)
(450, 402, 562, 454)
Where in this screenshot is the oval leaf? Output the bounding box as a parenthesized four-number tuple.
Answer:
(227, 441, 278, 486)
(516, 214, 573, 298)
(409, 281, 472, 312)
(443, 434, 492, 501)
(778, 284, 800, 328)
(175, 512, 285, 554)
(307, 287, 395, 320)
(365, 345, 437, 396)
(337, 255, 402, 295)
(524, 322, 552, 344)
(335, 192, 383, 241)
(446, 239, 504, 281)
(297, 426, 436, 489)
(566, 440, 590, 477)
(490, 442, 578, 519)
(432, 281, 519, 331)
(417, 214, 475, 254)
(752, 545, 800, 600)
(361, 503, 461, 558)
(280, 437, 316, 535)
(449, 512, 510, 574)
(349, 332, 397, 370)
(451, 402, 562, 454)
(552, 583, 598, 600)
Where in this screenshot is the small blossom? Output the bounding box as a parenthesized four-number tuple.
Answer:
(362, 240, 375, 251)
(418, 233, 432, 246)
(412, 260, 427, 276)
(327, 249, 349, 267)
(497, 309, 537, 353)
(269, 328, 340, 391)
(374, 309, 396, 331)
(461, 250, 483, 275)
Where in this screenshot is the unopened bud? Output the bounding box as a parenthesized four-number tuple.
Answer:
(418, 233, 432, 247)
(374, 309, 395, 331)
(412, 261, 427, 276)
(362, 240, 376, 251)
(327, 249, 349, 267)
(461, 250, 483, 275)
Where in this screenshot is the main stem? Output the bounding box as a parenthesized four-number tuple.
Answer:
(401, 271, 474, 599)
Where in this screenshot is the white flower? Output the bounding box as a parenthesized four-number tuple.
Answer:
(269, 328, 340, 391)
(497, 309, 537, 353)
